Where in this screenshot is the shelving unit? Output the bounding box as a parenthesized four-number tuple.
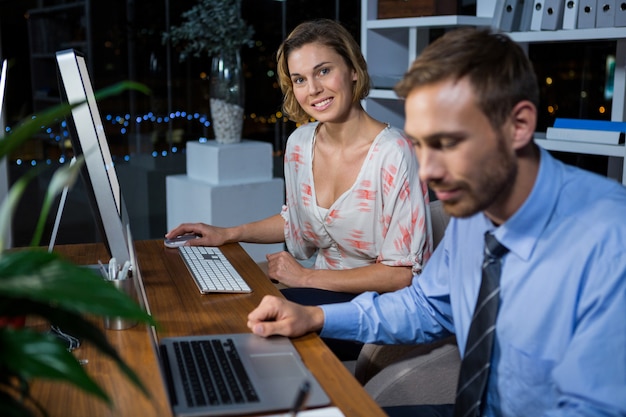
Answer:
(25, 0, 92, 157)
(361, 1, 493, 129)
(361, 0, 626, 185)
(27, 0, 92, 113)
(511, 29, 626, 184)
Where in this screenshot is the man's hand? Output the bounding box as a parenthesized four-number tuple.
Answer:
(247, 295, 325, 338)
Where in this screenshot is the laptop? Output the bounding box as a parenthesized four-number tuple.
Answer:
(128, 230, 330, 416)
(158, 333, 330, 416)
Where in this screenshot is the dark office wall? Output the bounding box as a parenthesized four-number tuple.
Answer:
(0, 0, 361, 148)
(0, 0, 361, 247)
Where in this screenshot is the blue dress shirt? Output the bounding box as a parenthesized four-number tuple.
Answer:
(321, 147, 626, 416)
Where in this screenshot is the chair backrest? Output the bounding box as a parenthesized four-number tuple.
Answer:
(354, 198, 459, 407)
(429, 199, 450, 249)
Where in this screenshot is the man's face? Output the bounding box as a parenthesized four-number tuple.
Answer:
(404, 77, 517, 218)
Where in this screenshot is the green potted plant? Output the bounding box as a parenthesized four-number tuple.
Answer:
(0, 81, 157, 417)
(162, 0, 255, 144)
(162, 0, 254, 60)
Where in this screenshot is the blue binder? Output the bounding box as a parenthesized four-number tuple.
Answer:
(553, 118, 626, 132)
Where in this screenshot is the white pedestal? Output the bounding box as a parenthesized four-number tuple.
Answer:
(166, 140, 285, 263)
(186, 140, 273, 184)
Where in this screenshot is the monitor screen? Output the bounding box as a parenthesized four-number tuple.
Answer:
(56, 49, 131, 265)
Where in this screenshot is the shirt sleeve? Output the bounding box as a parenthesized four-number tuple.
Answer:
(375, 133, 432, 273)
(320, 238, 454, 344)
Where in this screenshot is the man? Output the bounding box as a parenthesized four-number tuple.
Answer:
(247, 27, 626, 416)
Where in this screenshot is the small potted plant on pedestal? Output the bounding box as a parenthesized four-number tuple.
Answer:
(163, 0, 255, 144)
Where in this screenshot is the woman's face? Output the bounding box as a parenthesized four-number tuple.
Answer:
(287, 42, 357, 123)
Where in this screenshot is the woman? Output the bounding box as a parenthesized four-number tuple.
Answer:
(166, 19, 431, 357)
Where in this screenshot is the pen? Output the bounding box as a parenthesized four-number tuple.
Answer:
(289, 380, 310, 417)
(97, 260, 108, 279)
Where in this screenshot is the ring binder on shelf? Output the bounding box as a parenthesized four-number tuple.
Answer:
(541, 0, 566, 29)
(530, 0, 545, 30)
(519, 0, 536, 31)
(562, 0, 580, 28)
(596, 0, 617, 27)
(577, 0, 598, 28)
(500, 0, 525, 31)
(616, 0, 626, 25)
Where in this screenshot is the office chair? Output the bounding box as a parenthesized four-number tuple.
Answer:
(354, 200, 461, 406)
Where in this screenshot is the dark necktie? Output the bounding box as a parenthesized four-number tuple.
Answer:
(454, 232, 509, 417)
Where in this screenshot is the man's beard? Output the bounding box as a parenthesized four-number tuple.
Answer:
(433, 135, 517, 218)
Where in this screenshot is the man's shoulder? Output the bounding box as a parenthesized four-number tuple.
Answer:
(552, 167, 626, 253)
(558, 164, 626, 216)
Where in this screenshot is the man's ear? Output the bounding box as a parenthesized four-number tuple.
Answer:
(510, 100, 537, 151)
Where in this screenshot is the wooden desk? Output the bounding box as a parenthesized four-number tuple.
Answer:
(31, 240, 387, 417)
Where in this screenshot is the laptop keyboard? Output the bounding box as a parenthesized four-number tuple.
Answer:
(173, 338, 260, 407)
(179, 246, 251, 293)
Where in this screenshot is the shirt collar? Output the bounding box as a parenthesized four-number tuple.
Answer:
(492, 147, 561, 261)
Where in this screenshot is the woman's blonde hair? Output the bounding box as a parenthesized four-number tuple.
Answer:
(276, 19, 371, 124)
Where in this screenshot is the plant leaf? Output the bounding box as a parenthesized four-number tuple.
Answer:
(30, 157, 84, 248)
(163, 0, 254, 59)
(0, 250, 155, 324)
(44, 156, 83, 202)
(0, 300, 151, 398)
(0, 328, 110, 403)
(0, 167, 42, 252)
(0, 250, 156, 396)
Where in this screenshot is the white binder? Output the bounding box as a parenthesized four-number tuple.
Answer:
(562, 0, 580, 28)
(500, 0, 524, 31)
(616, 0, 626, 25)
(577, 0, 598, 28)
(519, 0, 537, 30)
(530, 0, 545, 30)
(492, 0, 507, 29)
(596, 0, 616, 27)
(541, 0, 565, 29)
(546, 127, 625, 145)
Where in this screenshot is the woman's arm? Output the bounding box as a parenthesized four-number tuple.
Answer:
(165, 213, 286, 246)
(266, 252, 413, 294)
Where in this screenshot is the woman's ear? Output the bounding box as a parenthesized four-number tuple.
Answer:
(510, 100, 537, 151)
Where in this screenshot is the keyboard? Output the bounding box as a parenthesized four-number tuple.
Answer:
(178, 246, 252, 293)
(172, 338, 259, 406)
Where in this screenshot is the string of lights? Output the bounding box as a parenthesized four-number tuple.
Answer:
(4, 109, 292, 167)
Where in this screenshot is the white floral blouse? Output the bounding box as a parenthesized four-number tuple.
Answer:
(281, 122, 432, 275)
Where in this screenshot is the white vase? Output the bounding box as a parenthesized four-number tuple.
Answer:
(209, 50, 244, 144)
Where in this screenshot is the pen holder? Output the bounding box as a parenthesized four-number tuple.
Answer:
(103, 278, 138, 330)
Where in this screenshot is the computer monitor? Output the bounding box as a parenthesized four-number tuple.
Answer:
(0, 59, 7, 123)
(1, 59, 11, 249)
(55, 49, 131, 265)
